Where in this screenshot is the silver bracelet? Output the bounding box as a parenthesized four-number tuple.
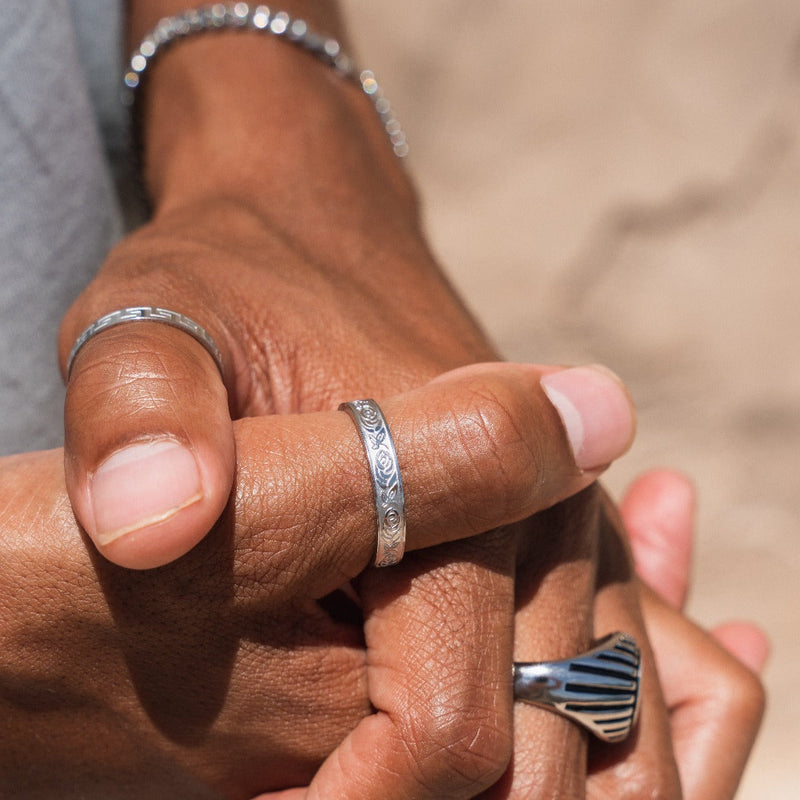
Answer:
(124, 3, 408, 158)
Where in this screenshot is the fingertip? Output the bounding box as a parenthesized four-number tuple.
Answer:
(621, 469, 696, 556)
(429, 361, 638, 472)
(711, 621, 771, 675)
(540, 364, 636, 471)
(74, 434, 234, 570)
(622, 469, 696, 514)
(621, 468, 696, 609)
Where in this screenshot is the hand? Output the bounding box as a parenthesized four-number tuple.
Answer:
(0, 363, 626, 798)
(272, 471, 768, 800)
(55, 6, 726, 796)
(487, 483, 682, 800)
(60, 199, 655, 796)
(563, 471, 768, 800)
(58, 37, 645, 793)
(618, 470, 767, 800)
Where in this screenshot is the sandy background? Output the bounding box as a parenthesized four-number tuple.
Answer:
(344, 2, 799, 796)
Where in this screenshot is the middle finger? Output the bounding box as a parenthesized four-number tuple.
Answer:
(483, 486, 601, 799)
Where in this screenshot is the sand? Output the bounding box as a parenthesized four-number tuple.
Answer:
(344, 2, 800, 794)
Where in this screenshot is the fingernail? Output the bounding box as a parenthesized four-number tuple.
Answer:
(91, 440, 203, 545)
(541, 365, 636, 471)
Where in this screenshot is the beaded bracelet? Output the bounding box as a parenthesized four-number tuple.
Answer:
(124, 3, 408, 158)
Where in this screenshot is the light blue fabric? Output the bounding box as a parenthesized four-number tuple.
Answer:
(0, 0, 124, 454)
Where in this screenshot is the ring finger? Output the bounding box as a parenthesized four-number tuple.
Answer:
(585, 495, 682, 799)
(480, 486, 601, 799)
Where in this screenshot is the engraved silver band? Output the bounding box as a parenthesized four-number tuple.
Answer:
(124, 4, 408, 159)
(67, 307, 224, 380)
(339, 399, 407, 568)
(513, 632, 642, 743)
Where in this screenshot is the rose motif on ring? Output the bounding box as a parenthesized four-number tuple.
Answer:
(384, 508, 402, 532)
(375, 449, 395, 472)
(360, 405, 380, 426)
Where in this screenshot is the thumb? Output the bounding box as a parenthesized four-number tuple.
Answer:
(61, 308, 235, 570)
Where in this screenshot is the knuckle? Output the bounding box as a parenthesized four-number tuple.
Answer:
(606, 751, 683, 800)
(395, 582, 514, 790)
(511, 748, 585, 798)
(403, 702, 512, 796)
(388, 570, 513, 796)
(715, 660, 767, 727)
(229, 421, 358, 609)
(443, 374, 542, 526)
(66, 325, 224, 434)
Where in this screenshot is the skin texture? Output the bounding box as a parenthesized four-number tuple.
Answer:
(620, 471, 768, 800)
(47, 2, 765, 796)
(58, 13, 632, 795)
(1, 364, 614, 799)
(0, 451, 766, 799)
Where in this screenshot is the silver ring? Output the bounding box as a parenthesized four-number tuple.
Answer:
(513, 632, 642, 743)
(67, 307, 224, 380)
(339, 399, 406, 567)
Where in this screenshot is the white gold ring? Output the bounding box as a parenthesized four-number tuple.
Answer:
(339, 399, 406, 568)
(67, 306, 224, 379)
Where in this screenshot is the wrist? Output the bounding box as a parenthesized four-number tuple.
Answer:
(132, 9, 416, 225)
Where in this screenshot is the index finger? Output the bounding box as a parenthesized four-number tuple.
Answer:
(226, 362, 636, 607)
(484, 487, 601, 799)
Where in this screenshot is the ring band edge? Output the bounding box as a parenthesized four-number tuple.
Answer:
(67, 306, 224, 380)
(339, 399, 407, 568)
